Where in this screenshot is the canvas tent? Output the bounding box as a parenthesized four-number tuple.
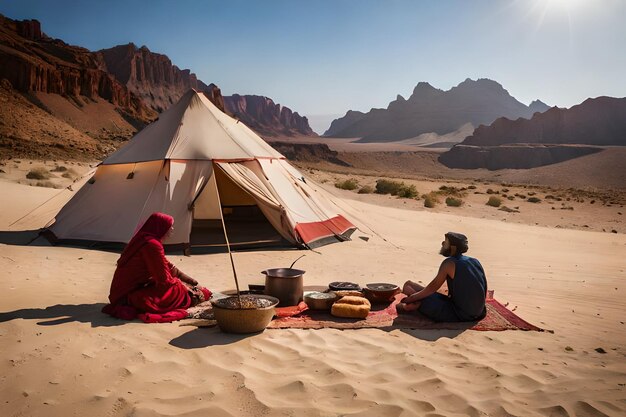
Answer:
(45, 89, 356, 249)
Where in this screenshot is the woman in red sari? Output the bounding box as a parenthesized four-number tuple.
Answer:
(102, 212, 212, 323)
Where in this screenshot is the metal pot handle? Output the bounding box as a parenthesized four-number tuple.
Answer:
(289, 254, 306, 269)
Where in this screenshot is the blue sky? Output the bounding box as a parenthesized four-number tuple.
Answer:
(2, 0, 625, 133)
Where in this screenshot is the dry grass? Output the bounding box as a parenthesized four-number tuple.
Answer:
(26, 167, 50, 180)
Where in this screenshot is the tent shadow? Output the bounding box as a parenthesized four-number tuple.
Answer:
(169, 326, 259, 349)
(0, 230, 48, 246)
(0, 303, 128, 328)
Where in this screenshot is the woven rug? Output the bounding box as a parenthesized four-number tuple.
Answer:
(267, 293, 542, 332)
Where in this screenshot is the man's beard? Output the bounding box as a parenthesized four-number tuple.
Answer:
(439, 246, 452, 257)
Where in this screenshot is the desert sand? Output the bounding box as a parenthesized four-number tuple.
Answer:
(1, 162, 625, 417)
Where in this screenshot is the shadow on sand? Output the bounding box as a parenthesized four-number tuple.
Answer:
(169, 326, 261, 349)
(0, 303, 128, 328)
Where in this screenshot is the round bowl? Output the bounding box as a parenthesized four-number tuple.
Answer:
(211, 294, 279, 334)
(363, 283, 401, 303)
(329, 281, 361, 291)
(304, 291, 339, 310)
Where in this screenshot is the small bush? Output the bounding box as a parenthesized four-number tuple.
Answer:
(486, 188, 496, 194)
(358, 185, 374, 194)
(375, 179, 404, 195)
(527, 197, 541, 203)
(468, 185, 476, 190)
(51, 165, 68, 172)
(445, 197, 463, 207)
(34, 181, 60, 189)
(486, 196, 502, 207)
(397, 184, 418, 198)
(424, 195, 437, 208)
(499, 206, 519, 213)
(61, 168, 79, 179)
(507, 195, 515, 200)
(26, 167, 50, 180)
(335, 178, 359, 190)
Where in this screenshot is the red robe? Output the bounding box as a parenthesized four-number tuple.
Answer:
(102, 213, 191, 323)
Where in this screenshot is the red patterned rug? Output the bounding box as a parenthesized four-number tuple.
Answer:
(268, 292, 542, 332)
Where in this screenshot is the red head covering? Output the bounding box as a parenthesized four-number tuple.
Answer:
(117, 212, 174, 267)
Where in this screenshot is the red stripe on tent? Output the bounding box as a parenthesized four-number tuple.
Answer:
(294, 215, 356, 244)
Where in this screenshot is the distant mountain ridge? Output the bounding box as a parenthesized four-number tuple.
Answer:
(324, 78, 550, 142)
(439, 96, 626, 169)
(463, 96, 626, 147)
(224, 94, 315, 137)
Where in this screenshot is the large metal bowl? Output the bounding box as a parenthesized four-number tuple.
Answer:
(211, 295, 279, 334)
(362, 283, 401, 304)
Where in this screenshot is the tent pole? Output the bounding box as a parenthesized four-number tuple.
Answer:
(211, 166, 242, 307)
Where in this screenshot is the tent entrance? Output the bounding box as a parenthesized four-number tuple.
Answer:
(188, 165, 289, 251)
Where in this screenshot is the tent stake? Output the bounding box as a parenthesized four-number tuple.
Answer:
(212, 169, 242, 308)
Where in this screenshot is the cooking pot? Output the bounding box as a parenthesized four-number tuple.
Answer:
(262, 268, 305, 307)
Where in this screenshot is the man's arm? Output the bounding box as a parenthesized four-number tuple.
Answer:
(402, 259, 454, 304)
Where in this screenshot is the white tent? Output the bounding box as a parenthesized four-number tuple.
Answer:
(46, 89, 356, 249)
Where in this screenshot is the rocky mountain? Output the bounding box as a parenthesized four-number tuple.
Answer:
(439, 96, 626, 170)
(0, 15, 155, 126)
(462, 97, 626, 147)
(324, 79, 549, 142)
(223, 94, 315, 137)
(97, 43, 223, 113)
(0, 14, 314, 159)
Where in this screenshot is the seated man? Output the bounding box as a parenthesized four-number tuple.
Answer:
(397, 232, 487, 322)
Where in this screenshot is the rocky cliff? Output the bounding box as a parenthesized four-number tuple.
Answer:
(324, 79, 549, 142)
(0, 15, 155, 125)
(439, 96, 626, 170)
(223, 94, 315, 137)
(439, 144, 602, 170)
(97, 43, 223, 112)
(462, 97, 626, 147)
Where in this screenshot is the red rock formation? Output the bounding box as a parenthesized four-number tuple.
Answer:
(224, 94, 315, 137)
(0, 14, 155, 124)
(97, 44, 214, 112)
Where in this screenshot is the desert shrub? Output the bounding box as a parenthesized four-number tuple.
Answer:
(51, 165, 68, 172)
(335, 178, 359, 190)
(26, 167, 50, 180)
(34, 181, 60, 189)
(375, 179, 404, 195)
(61, 168, 79, 179)
(437, 185, 464, 196)
(515, 193, 527, 199)
(501, 188, 509, 193)
(528, 191, 536, 196)
(527, 197, 541, 203)
(499, 206, 520, 213)
(397, 184, 418, 198)
(507, 196, 515, 200)
(445, 197, 463, 207)
(486, 196, 502, 207)
(486, 188, 495, 194)
(468, 185, 476, 190)
(424, 195, 437, 208)
(358, 185, 374, 194)
(320, 179, 328, 184)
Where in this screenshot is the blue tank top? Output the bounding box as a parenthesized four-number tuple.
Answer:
(446, 255, 488, 320)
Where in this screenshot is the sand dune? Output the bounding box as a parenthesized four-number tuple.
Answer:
(1, 176, 625, 416)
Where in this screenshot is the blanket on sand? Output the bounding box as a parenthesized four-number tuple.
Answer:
(186, 292, 542, 331)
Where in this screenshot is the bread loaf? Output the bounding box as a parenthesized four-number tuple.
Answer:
(331, 296, 371, 319)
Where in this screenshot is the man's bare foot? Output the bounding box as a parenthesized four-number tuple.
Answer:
(396, 302, 420, 314)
